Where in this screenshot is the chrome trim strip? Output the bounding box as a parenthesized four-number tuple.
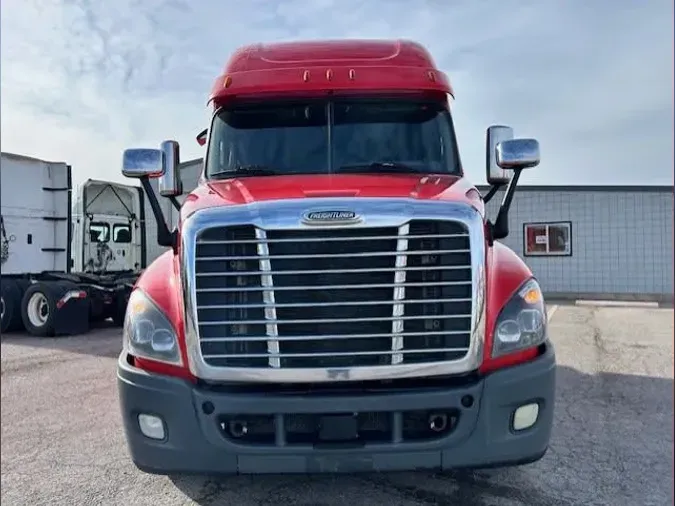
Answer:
(391, 224, 409, 365)
(182, 197, 486, 383)
(255, 228, 280, 368)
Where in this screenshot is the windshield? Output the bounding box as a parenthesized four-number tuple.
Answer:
(205, 97, 462, 178)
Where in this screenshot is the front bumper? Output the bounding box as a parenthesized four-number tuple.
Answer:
(117, 344, 556, 475)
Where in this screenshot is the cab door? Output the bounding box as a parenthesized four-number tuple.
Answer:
(109, 218, 135, 272)
(83, 220, 112, 272)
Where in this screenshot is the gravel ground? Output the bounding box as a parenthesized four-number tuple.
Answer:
(1, 303, 673, 506)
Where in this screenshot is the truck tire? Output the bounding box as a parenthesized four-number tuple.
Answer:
(111, 289, 130, 327)
(14, 279, 32, 297)
(21, 282, 60, 337)
(1, 279, 23, 333)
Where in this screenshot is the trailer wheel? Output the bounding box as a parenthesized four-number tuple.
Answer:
(1, 280, 23, 333)
(21, 282, 60, 337)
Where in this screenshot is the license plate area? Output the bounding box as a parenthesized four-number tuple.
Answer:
(318, 414, 359, 442)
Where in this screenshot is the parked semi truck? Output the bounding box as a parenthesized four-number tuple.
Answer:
(0, 152, 202, 336)
(117, 39, 556, 475)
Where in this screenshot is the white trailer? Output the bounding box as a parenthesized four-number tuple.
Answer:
(0, 153, 138, 335)
(0, 152, 202, 336)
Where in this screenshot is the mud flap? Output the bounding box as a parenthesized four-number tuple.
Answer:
(53, 296, 91, 336)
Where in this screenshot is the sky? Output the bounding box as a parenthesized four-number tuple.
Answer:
(1, 0, 673, 188)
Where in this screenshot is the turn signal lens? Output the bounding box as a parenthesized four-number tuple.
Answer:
(521, 286, 541, 304)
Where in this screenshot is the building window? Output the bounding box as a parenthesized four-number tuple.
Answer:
(523, 221, 572, 257)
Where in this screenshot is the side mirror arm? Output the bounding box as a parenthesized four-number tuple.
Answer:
(482, 183, 504, 205)
(168, 196, 181, 212)
(140, 176, 176, 249)
(488, 168, 523, 241)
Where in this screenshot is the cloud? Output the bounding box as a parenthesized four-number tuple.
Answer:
(1, 0, 673, 187)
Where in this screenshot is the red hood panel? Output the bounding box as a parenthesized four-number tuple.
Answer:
(180, 174, 483, 219)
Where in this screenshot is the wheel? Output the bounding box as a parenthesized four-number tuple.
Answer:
(1, 279, 23, 333)
(12, 279, 32, 332)
(21, 282, 59, 337)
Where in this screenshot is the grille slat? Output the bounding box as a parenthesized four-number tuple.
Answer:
(200, 330, 471, 342)
(196, 280, 472, 293)
(198, 233, 468, 245)
(198, 297, 472, 310)
(194, 219, 473, 369)
(196, 249, 470, 261)
(196, 265, 470, 276)
(202, 347, 470, 359)
(199, 314, 472, 325)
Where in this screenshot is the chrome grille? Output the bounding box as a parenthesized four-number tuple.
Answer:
(194, 220, 473, 369)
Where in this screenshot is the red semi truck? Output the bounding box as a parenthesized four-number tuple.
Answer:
(117, 39, 555, 475)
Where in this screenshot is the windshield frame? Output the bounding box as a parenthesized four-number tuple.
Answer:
(204, 95, 464, 180)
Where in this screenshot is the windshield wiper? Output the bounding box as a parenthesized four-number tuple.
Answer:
(210, 165, 280, 178)
(336, 162, 424, 174)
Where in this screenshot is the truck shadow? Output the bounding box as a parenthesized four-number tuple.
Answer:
(168, 365, 674, 506)
(0, 321, 122, 359)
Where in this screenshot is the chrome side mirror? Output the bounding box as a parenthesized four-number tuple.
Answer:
(159, 140, 183, 197)
(122, 149, 164, 179)
(485, 125, 514, 184)
(496, 138, 540, 170)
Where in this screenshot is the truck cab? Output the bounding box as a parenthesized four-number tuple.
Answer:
(117, 39, 555, 475)
(71, 179, 145, 274)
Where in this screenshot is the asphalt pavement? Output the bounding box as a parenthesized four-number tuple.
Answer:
(1, 303, 673, 506)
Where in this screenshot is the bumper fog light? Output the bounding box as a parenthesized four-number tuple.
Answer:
(138, 414, 165, 440)
(512, 403, 539, 431)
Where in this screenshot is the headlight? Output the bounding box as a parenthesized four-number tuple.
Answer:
(123, 289, 182, 365)
(492, 278, 547, 357)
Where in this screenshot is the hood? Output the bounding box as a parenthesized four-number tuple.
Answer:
(180, 174, 484, 219)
